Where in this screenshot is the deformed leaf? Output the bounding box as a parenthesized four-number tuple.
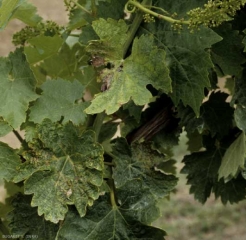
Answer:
(0, 49, 38, 129)
(87, 18, 129, 60)
(0, 142, 21, 181)
(86, 35, 172, 115)
(7, 193, 58, 238)
(57, 194, 166, 240)
(29, 79, 88, 125)
(14, 121, 104, 223)
(112, 138, 177, 198)
(218, 132, 246, 180)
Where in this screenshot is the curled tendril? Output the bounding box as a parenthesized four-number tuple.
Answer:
(125, 0, 137, 13)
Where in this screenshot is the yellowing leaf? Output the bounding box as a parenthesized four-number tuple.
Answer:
(85, 35, 171, 114)
(14, 121, 104, 223)
(218, 132, 246, 180)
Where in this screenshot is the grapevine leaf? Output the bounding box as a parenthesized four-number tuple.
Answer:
(79, 25, 99, 45)
(0, 118, 12, 137)
(97, 0, 127, 20)
(243, 29, 246, 52)
(56, 195, 166, 240)
(87, 18, 129, 60)
(141, 0, 222, 115)
(67, 5, 88, 31)
(186, 130, 203, 152)
(211, 23, 246, 76)
(200, 92, 234, 137)
(98, 121, 118, 143)
(182, 135, 246, 203)
(24, 35, 64, 85)
(80, 66, 101, 96)
(25, 36, 64, 64)
(0, 0, 24, 30)
(213, 176, 246, 204)
(10, 1, 42, 26)
(235, 105, 246, 132)
(29, 79, 88, 125)
(85, 35, 172, 114)
(0, 49, 38, 129)
(0, 142, 21, 181)
(14, 121, 104, 223)
(7, 194, 58, 238)
(218, 132, 246, 180)
(123, 100, 143, 123)
(232, 68, 246, 106)
(112, 138, 177, 198)
(177, 104, 204, 133)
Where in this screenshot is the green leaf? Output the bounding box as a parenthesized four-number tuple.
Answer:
(243, 29, 246, 52)
(57, 194, 166, 240)
(211, 23, 246, 76)
(141, 0, 222, 115)
(182, 135, 246, 203)
(0, 0, 24, 30)
(10, 1, 42, 26)
(25, 38, 87, 86)
(0, 49, 38, 129)
(232, 68, 246, 106)
(14, 121, 104, 223)
(7, 194, 58, 238)
(177, 104, 204, 133)
(0, 118, 12, 137)
(85, 35, 171, 114)
(218, 132, 246, 180)
(112, 138, 177, 198)
(98, 121, 118, 143)
(24, 35, 64, 85)
(123, 100, 143, 123)
(97, 0, 127, 20)
(79, 24, 99, 45)
(0, 142, 21, 181)
(201, 92, 234, 137)
(186, 130, 203, 153)
(29, 79, 88, 125)
(235, 105, 246, 132)
(87, 18, 129, 60)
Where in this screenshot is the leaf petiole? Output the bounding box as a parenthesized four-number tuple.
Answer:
(69, 0, 91, 15)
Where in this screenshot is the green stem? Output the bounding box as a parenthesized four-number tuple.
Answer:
(92, 112, 106, 141)
(126, 0, 190, 24)
(91, 0, 97, 16)
(0, 219, 10, 235)
(108, 178, 117, 208)
(123, 0, 152, 58)
(104, 161, 115, 166)
(70, 0, 91, 15)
